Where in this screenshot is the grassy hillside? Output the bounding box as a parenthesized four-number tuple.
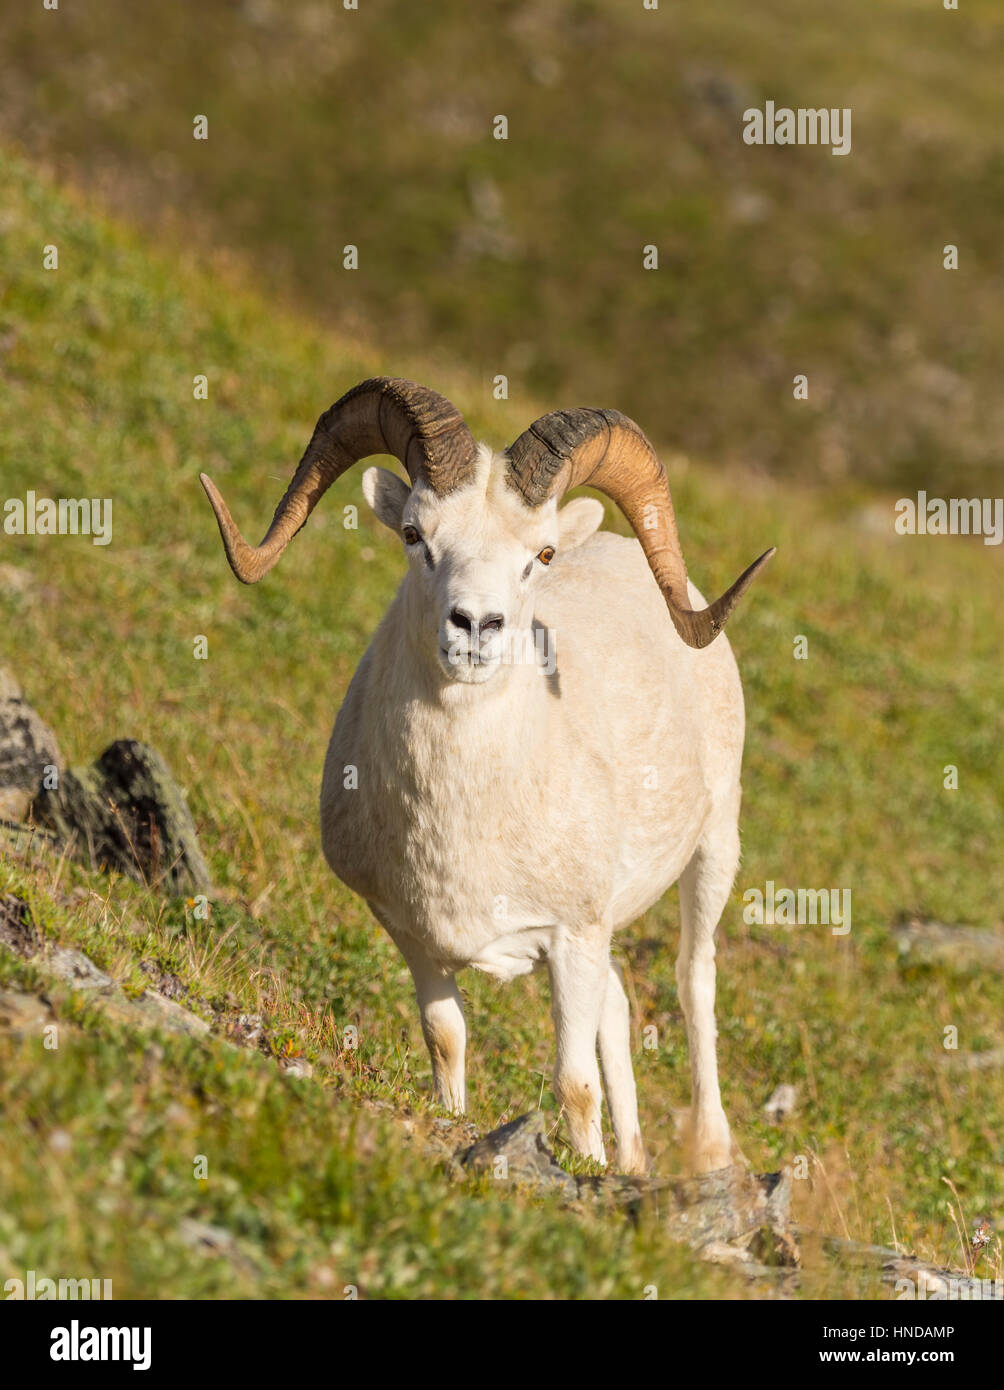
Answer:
(0, 148, 1002, 1298)
(3, 0, 1004, 492)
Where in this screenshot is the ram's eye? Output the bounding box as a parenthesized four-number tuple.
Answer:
(402, 525, 421, 546)
(537, 546, 556, 566)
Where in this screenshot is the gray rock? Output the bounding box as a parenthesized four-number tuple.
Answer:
(34, 738, 211, 895)
(46, 946, 114, 991)
(454, 1112, 798, 1272)
(93, 989, 210, 1040)
(456, 1112, 578, 1195)
(138, 990, 211, 1038)
(682, 65, 754, 116)
(821, 1234, 1001, 1298)
(701, 1239, 761, 1268)
(615, 1164, 796, 1260)
(0, 668, 61, 822)
(895, 919, 1004, 973)
(0, 989, 52, 1035)
(177, 1218, 259, 1278)
(0, 894, 115, 991)
(0, 897, 209, 1035)
(0, 821, 59, 857)
(699, 1239, 776, 1279)
(420, 1115, 481, 1162)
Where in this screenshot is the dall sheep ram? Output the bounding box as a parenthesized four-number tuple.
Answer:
(201, 377, 773, 1174)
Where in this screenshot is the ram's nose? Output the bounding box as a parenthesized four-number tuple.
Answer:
(447, 607, 505, 640)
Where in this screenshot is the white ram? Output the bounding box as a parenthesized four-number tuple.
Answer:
(201, 378, 773, 1173)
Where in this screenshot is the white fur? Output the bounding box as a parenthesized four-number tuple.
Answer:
(321, 447, 746, 1173)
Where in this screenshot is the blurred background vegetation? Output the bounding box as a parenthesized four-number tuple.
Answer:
(5, 0, 1003, 493)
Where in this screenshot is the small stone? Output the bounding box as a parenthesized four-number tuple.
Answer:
(138, 959, 190, 1003)
(177, 1218, 259, 1279)
(48, 1128, 72, 1154)
(764, 1083, 798, 1124)
(0, 564, 37, 598)
(228, 1013, 265, 1048)
(179, 1218, 237, 1253)
(278, 1056, 313, 1079)
(46, 947, 114, 991)
(701, 1239, 758, 1267)
(942, 1046, 1004, 1071)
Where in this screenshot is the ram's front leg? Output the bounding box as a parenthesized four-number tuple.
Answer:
(547, 927, 610, 1165)
(398, 938, 467, 1113)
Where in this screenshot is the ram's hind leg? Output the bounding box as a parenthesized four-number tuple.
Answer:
(677, 808, 740, 1174)
(598, 961, 647, 1174)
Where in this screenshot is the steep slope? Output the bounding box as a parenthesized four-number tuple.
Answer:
(0, 150, 1001, 1297)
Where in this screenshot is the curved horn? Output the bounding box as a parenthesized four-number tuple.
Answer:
(200, 377, 478, 583)
(505, 408, 774, 649)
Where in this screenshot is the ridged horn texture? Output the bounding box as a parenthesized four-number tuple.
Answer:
(505, 408, 774, 649)
(200, 377, 478, 584)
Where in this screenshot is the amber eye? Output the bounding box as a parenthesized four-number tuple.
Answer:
(402, 525, 421, 546)
(537, 546, 556, 566)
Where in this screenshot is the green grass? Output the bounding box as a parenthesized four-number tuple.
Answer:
(3, 0, 1004, 493)
(0, 147, 1002, 1298)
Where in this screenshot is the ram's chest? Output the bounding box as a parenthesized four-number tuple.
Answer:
(322, 716, 610, 970)
(330, 768, 533, 957)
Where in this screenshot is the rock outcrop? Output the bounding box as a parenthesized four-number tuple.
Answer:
(34, 738, 211, 894)
(0, 667, 61, 821)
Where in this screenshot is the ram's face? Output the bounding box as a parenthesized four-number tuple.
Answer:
(362, 449, 601, 685)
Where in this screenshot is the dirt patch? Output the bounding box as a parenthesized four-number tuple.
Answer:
(0, 893, 43, 958)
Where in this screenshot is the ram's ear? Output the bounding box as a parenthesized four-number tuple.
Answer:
(362, 466, 411, 532)
(557, 497, 604, 550)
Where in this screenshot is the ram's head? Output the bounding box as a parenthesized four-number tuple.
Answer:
(201, 377, 773, 685)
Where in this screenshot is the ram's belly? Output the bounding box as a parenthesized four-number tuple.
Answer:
(606, 830, 701, 930)
(333, 784, 702, 973)
(468, 925, 555, 981)
(385, 841, 588, 971)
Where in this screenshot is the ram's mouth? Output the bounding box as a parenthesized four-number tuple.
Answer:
(438, 646, 499, 683)
(439, 647, 488, 666)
